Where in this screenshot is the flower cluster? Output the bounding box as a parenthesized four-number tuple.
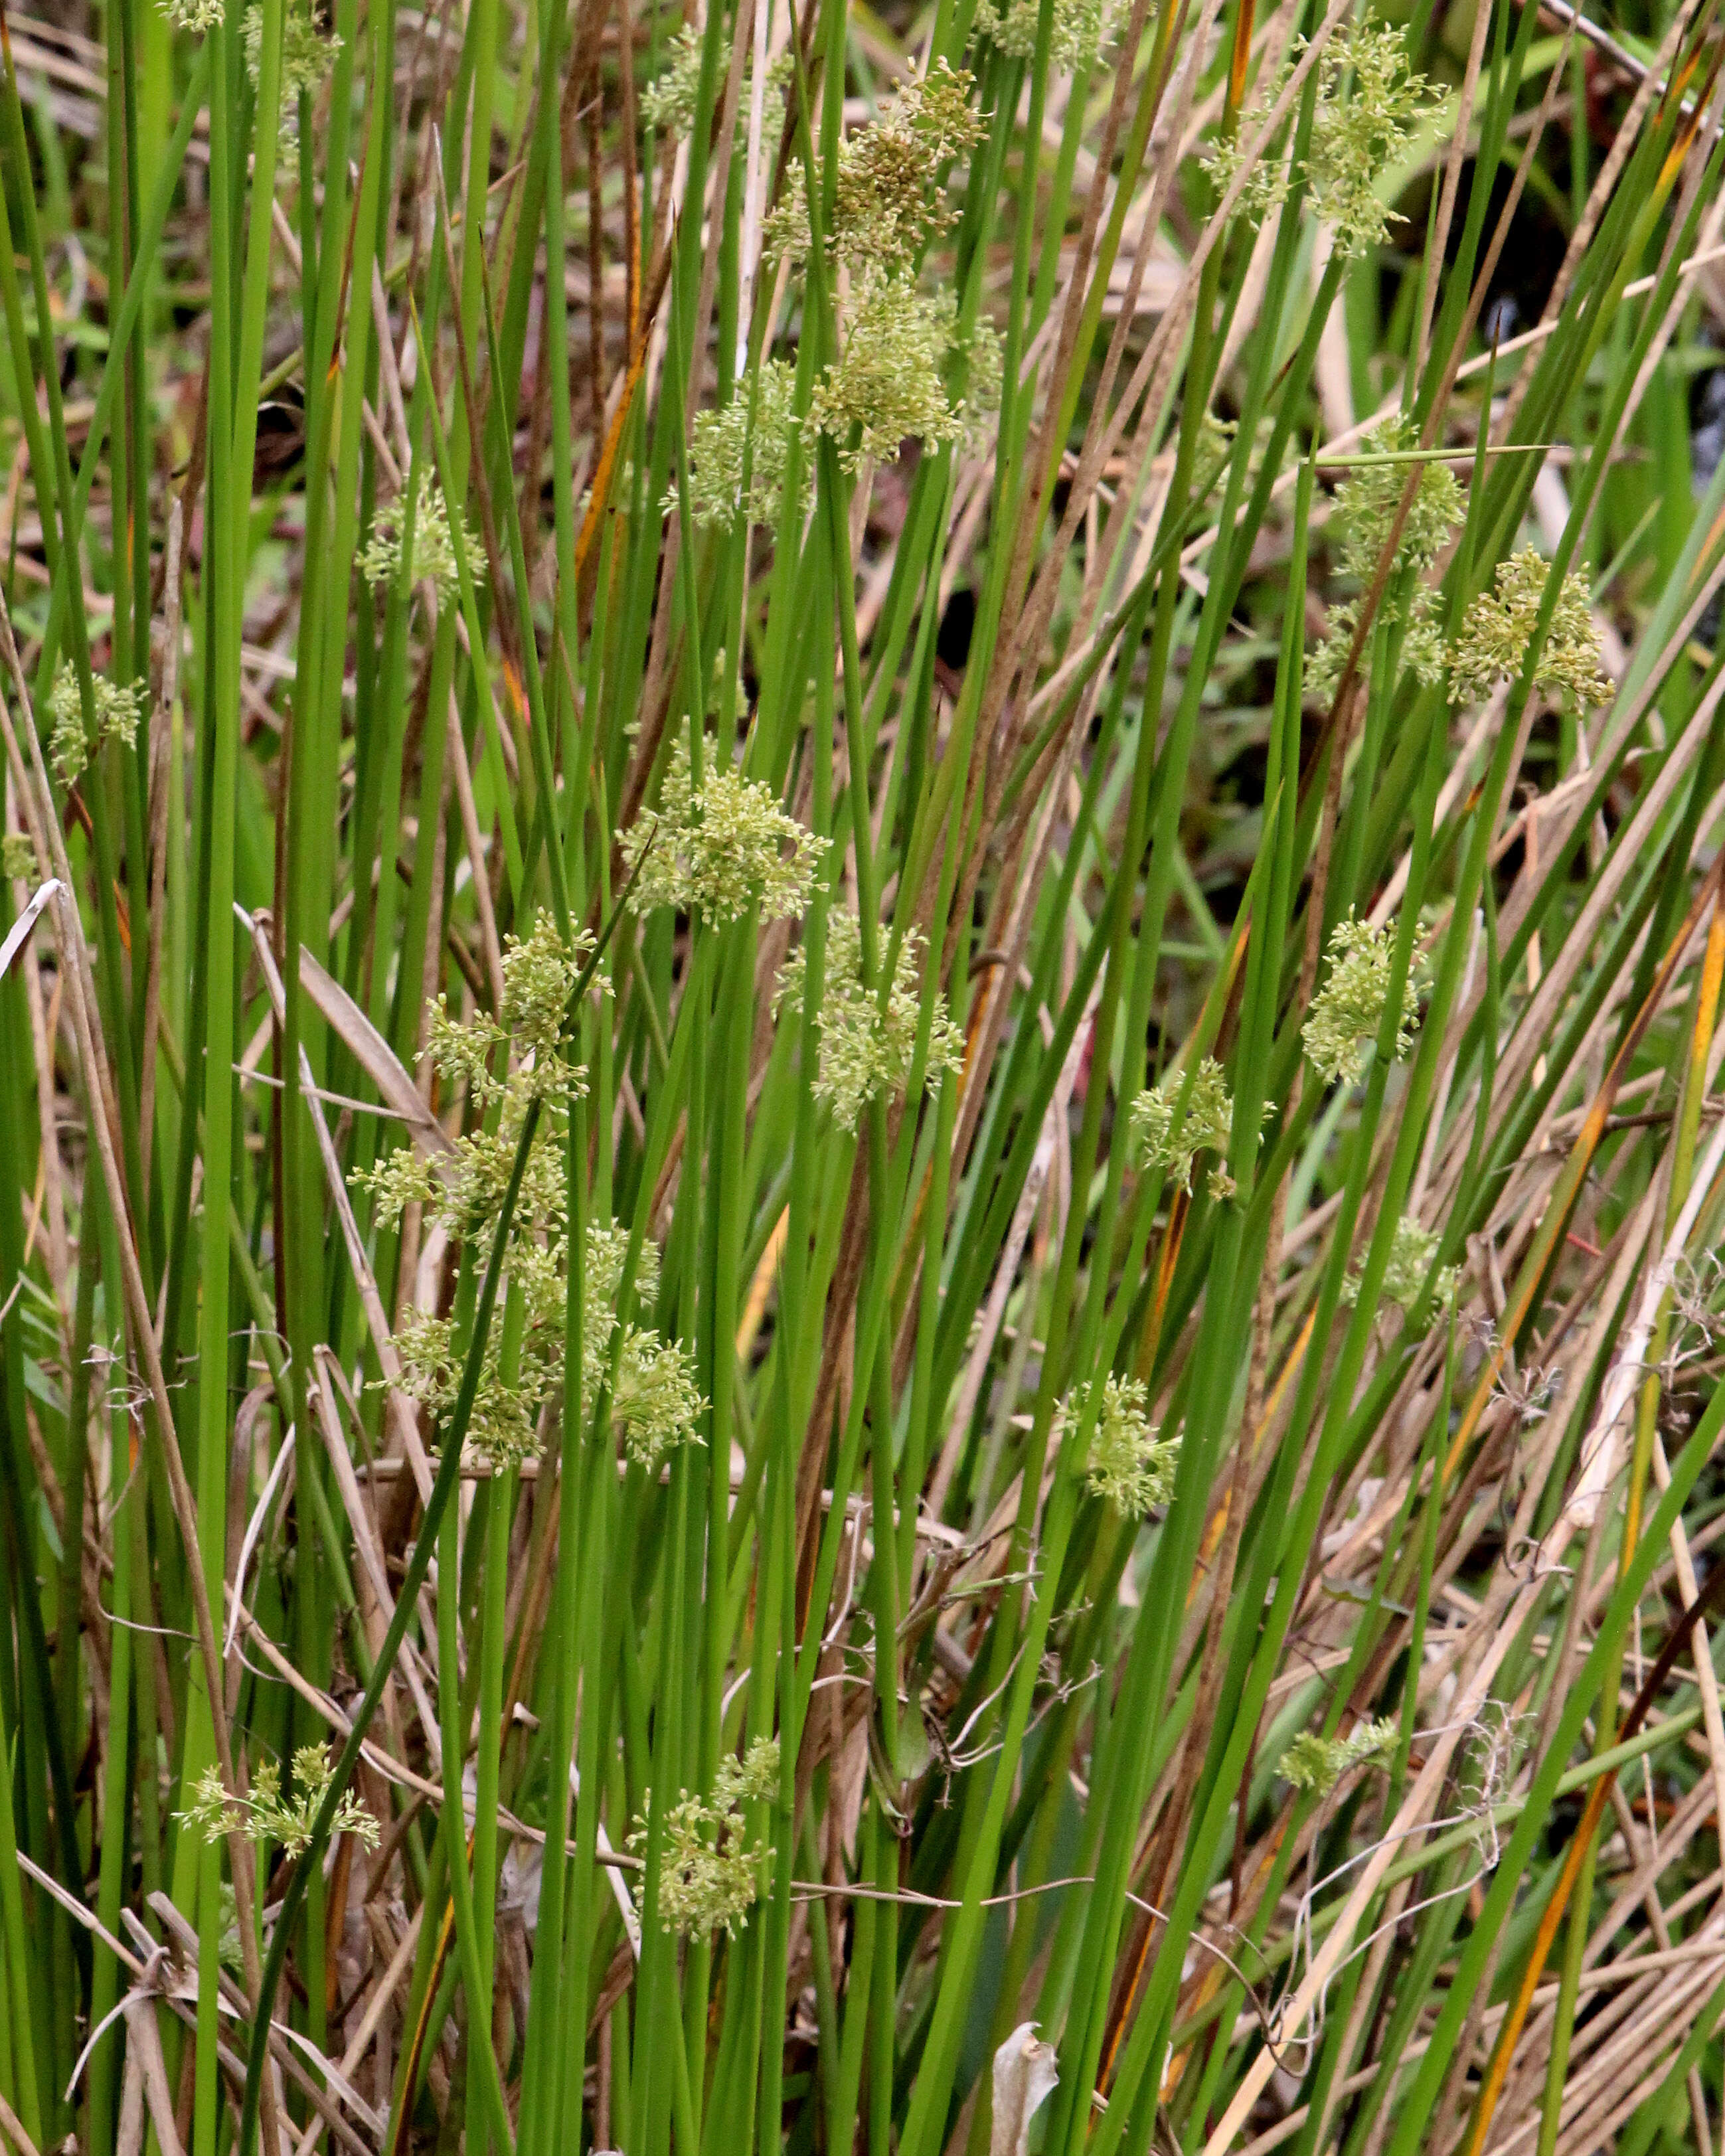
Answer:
(774, 908, 965, 1130)
(630, 1738, 779, 1938)
(1448, 547, 1611, 709)
(623, 734, 827, 924)
(243, 0, 340, 127)
(181, 1745, 377, 1858)
(681, 359, 811, 532)
(1303, 914, 1424, 1088)
(1341, 1216, 1458, 1314)
(1307, 419, 1461, 703)
(981, 0, 1116, 71)
(1130, 1056, 1234, 1194)
(1212, 25, 1433, 259)
(1056, 1374, 1181, 1516)
(47, 663, 145, 786)
(161, 0, 223, 28)
(639, 23, 793, 135)
(359, 485, 485, 605)
(1281, 1715, 1398, 1797)
(1, 835, 37, 882)
(770, 66, 993, 473)
(357, 918, 610, 1471)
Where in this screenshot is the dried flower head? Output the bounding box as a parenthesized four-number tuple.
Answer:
(359, 485, 485, 604)
(1341, 1216, 1458, 1314)
(1056, 1373, 1181, 1516)
(181, 1745, 376, 1858)
(1214, 25, 1433, 258)
(623, 735, 827, 924)
(1303, 914, 1424, 1087)
(1, 834, 37, 882)
(161, 0, 223, 27)
(1448, 546, 1611, 709)
(679, 359, 811, 532)
(809, 276, 966, 472)
(630, 1741, 778, 1937)
(983, 0, 1116, 70)
(774, 908, 965, 1130)
(1130, 1056, 1234, 1193)
(1307, 418, 1460, 703)
(1281, 1715, 1398, 1797)
(47, 661, 145, 786)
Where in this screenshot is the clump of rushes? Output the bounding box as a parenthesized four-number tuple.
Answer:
(1449, 546, 1613, 708)
(1343, 1216, 1459, 1313)
(161, 0, 223, 28)
(1281, 1716, 1400, 1797)
(1304, 914, 1424, 1087)
(631, 1738, 779, 1937)
(981, 0, 1116, 72)
(1307, 417, 1461, 701)
(1130, 1056, 1234, 1193)
(679, 359, 812, 531)
(623, 734, 827, 924)
(359, 485, 485, 604)
(774, 908, 965, 1128)
(1057, 1374, 1181, 1515)
(46, 662, 144, 786)
(1212, 23, 1434, 257)
(182, 1746, 378, 1857)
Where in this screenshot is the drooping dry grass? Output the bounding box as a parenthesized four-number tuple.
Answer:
(4, 2, 1725, 2155)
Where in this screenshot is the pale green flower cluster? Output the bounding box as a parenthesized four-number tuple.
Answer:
(181, 1745, 376, 1858)
(1341, 1216, 1458, 1314)
(768, 64, 994, 473)
(1448, 547, 1611, 710)
(1, 835, 37, 882)
(1211, 25, 1434, 258)
(1307, 419, 1461, 703)
(243, 0, 340, 131)
(680, 359, 812, 533)
(1281, 1715, 1398, 1797)
(639, 23, 793, 135)
(774, 908, 965, 1129)
(623, 735, 827, 924)
(982, 0, 1116, 71)
(161, 0, 223, 29)
(631, 1738, 779, 1938)
(355, 919, 601, 1470)
(359, 485, 485, 605)
(47, 662, 145, 786)
(1303, 914, 1423, 1088)
(1056, 1373, 1181, 1516)
(1130, 1056, 1234, 1194)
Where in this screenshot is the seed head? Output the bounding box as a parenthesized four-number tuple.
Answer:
(1056, 1373, 1181, 1516)
(1130, 1056, 1234, 1193)
(243, 0, 340, 128)
(1303, 913, 1423, 1088)
(623, 735, 827, 924)
(629, 1745, 778, 1938)
(181, 1745, 376, 1858)
(1449, 546, 1611, 709)
(1, 834, 37, 882)
(161, 0, 224, 27)
(774, 908, 964, 1130)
